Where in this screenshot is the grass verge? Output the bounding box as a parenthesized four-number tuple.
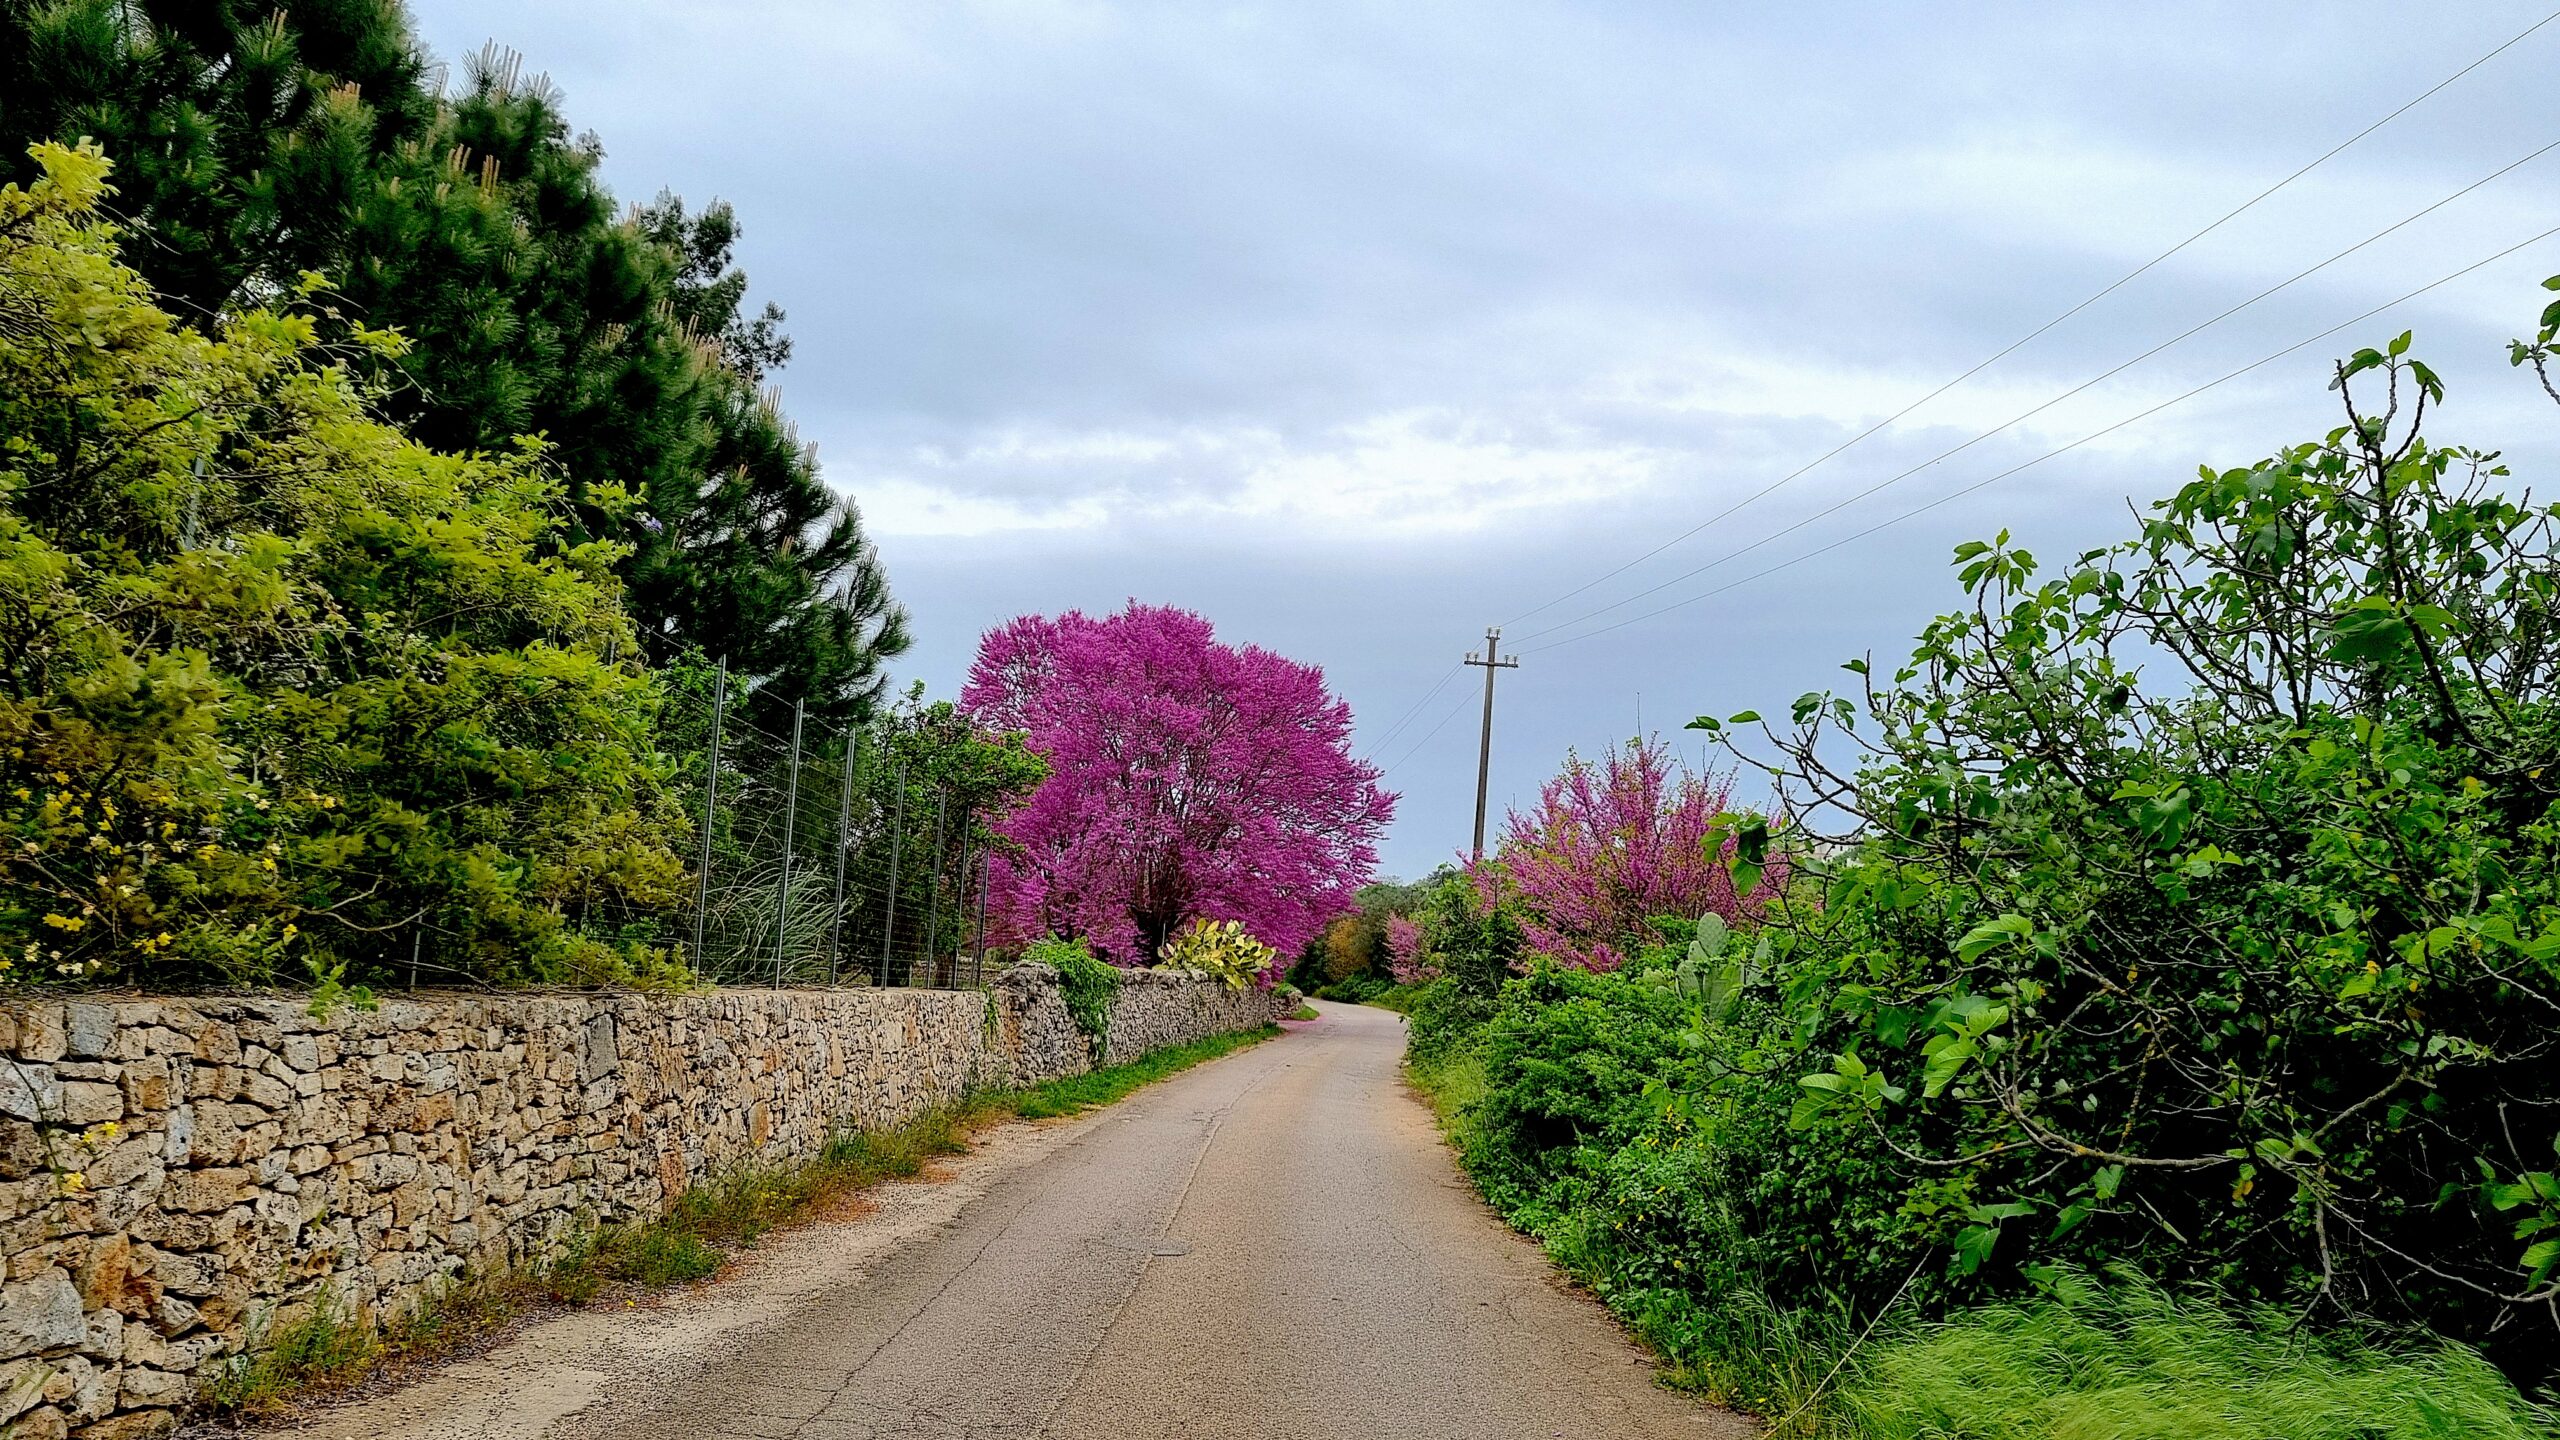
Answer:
(1400, 1044, 2558, 1440)
(203, 1022, 1282, 1421)
(1831, 1274, 2559, 1440)
(1359, 986, 1428, 1015)
(1405, 1047, 1483, 1135)
(1005, 1025, 1278, 1119)
(200, 1269, 524, 1417)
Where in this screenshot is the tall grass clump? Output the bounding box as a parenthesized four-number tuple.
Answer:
(201, 1270, 524, 1418)
(201, 1295, 381, 1415)
(1834, 1273, 2560, 1440)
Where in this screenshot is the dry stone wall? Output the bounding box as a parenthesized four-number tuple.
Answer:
(0, 967, 1281, 1438)
(1096, 968, 1294, 1065)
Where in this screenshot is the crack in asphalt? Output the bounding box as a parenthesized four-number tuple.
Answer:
(1022, 1045, 1267, 1440)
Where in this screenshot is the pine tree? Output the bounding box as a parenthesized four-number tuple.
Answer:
(0, 6, 907, 723)
(636, 191, 792, 383)
(0, 0, 439, 318)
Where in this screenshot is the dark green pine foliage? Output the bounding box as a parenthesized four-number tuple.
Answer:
(0, 4, 907, 724)
(0, 0, 440, 320)
(636, 191, 793, 383)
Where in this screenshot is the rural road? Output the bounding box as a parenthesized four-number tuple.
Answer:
(278, 1001, 1749, 1440)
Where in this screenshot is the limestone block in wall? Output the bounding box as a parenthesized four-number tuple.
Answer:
(0, 1269, 82, 1358)
(0, 1357, 47, 1424)
(0, 1067, 61, 1124)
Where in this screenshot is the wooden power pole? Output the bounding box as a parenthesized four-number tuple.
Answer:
(1465, 626, 1519, 860)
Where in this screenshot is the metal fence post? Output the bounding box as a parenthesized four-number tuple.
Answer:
(924, 790, 948, 986)
(827, 729, 857, 985)
(690, 658, 728, 978)
(972, 846, 991, 986)
(951, 823, 974, 988)
(775, 698, 805, 987)
(881, 759, 907, 986)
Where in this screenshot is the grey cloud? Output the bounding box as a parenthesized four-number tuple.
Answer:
(416, 0, 2560, 876)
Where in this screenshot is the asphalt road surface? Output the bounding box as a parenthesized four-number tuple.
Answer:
(284, 1001, 1748, 1440)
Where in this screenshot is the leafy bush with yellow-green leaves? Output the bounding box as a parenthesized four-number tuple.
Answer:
(1159, 918, 1279, 990)
(0, 142, 687, 989)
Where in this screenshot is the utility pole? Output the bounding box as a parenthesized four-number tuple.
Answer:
(1464, 626, 1519, 860)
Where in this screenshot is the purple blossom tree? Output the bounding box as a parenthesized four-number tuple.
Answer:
(1384, 913, 1434, 983)
(1473, 734, 1779, 971)
(962, 603, 1394, 964)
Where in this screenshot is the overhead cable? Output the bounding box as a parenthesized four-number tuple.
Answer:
(1525, 222, 2560, 654)
(1497, 8, 2560, 630)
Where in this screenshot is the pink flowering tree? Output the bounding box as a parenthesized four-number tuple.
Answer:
(1473, 734, 1780, 972)
(961, 603, 1395, 965)
(1383, 913, 1434, 983)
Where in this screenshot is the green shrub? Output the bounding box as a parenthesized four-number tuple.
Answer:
(1415, 869, 1521, 998)
(1460, 964, 1694, 1220)
(1311, 971, 1388, 1003)
(1406, 287, 2560, 1424)
(0, 142, 686, 989)
(1356, 982, 1429, 1015)
(1401, 975, 1496, 1069)
(1025, 936, 1118, 1056)
(1408, 970, 2560, 1434)
(1691, 312, 2560, 1380)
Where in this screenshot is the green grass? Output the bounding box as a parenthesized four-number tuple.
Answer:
(1834, 1274, 2560, 1440)
(1288, 1003, 1320, 1021)
(1360, 984, 1430, 1015)
(1004, 1025, 1279, 1119)
(201, 1294, 379, 1415)
(202, 1269, 525, 1417)
(1404, 1047, 1485, 1137)
(202, 1022, 1282, 1419)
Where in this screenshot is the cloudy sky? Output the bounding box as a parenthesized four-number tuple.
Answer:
(419, 1, 2560, 879)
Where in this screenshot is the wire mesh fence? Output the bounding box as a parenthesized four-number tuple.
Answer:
(675, 661, 997, 989)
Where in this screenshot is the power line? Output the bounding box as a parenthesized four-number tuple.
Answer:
(1524, 221, 2560, 655)
(1496, 7, 2560, 631)
(1377, 685, 1478, 779)
(1359, 662, 1462, 761)
(1513, 132, 2560, 645)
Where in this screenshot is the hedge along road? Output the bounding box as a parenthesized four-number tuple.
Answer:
(280, 1001, 1748, 1440)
